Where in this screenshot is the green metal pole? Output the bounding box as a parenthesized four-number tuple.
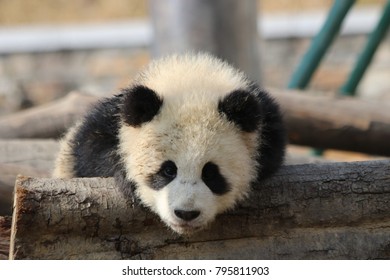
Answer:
(288, 0, 356, 89)
(340, 0, 390, 96)
(287, 0, 355, 156)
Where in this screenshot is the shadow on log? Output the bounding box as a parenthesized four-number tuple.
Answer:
(9, 160, 390, 259)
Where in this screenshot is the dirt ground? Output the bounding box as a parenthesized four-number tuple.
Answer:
(0, 0, 386, 25)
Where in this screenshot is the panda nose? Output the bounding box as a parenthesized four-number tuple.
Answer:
(174, 209, 200, 221)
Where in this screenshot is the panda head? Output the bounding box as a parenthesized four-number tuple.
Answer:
(118, 54, 277, 234)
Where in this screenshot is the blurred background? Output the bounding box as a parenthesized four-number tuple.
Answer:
(0, 0, 388, 113)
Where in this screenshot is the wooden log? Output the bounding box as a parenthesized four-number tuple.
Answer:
(0, 91, 97, 139)
(9, 160, 390, 260)
(271, 89, 390, 156)
(0, 139, 59, 215)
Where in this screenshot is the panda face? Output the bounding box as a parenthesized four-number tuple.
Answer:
(118, 54, 268, 234)
(119, 87, 260, 234)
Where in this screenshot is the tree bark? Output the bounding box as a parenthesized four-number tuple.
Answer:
(9, 160, 390, 260)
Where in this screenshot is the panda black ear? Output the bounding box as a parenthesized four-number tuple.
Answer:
(121, 85, 163, 127)
(218, 89, 262, 132)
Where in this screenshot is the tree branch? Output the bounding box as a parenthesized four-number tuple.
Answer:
(9, 160, 390, 259)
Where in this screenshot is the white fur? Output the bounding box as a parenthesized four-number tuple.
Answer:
(52, 122, 81, 178)
(133, 53, 250, 100)
(119, 53, 260, 234)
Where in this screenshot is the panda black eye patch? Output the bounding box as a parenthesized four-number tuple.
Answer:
(202, 162, 230, 195)
(160, 160, 177, 179)
(148, 160, 177, 190)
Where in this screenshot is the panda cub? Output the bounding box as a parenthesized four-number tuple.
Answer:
(53, 53, 286, 234)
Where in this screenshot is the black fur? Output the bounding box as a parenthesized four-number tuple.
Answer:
(148, 160, 177, 190)
(218, 86, 286, 181)
(73, 94, 123, 178)
(121, 85, 163, 127)
(250, 84, 286, 181)
(71, 94, 136, 199)
(218, 90, 262, 132)
(202, 162, 230, 195)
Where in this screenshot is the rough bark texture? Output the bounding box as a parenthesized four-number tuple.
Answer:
(9, 160, 390, 260)
(1, 89, 389, 156)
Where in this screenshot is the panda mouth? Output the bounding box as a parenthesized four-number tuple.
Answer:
(170, 222, 203, 234)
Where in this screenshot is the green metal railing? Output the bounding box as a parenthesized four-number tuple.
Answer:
(340, 0, 390, 96)
(287, 0, 356, 90)
(287, 0, 390, 156)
